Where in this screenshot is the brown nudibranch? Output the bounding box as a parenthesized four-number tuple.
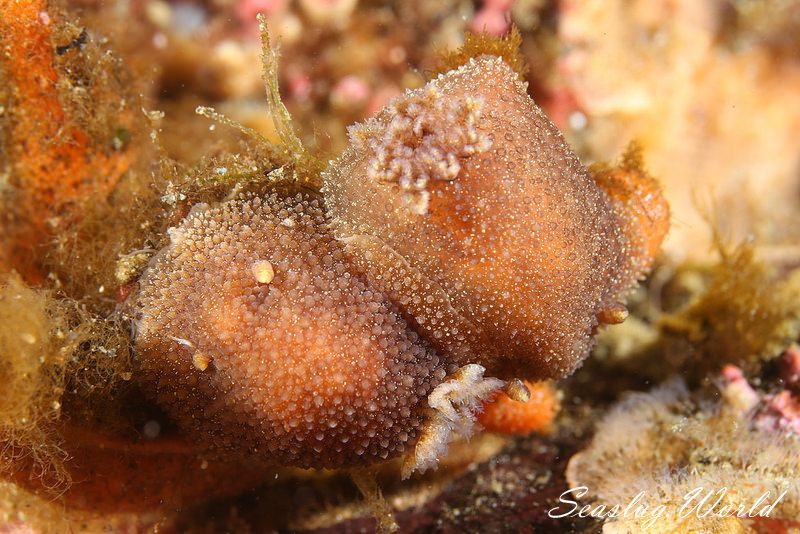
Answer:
(323, 55, 667, 379)
(135, 192, 448, 468)
(134, 55, 668, 473)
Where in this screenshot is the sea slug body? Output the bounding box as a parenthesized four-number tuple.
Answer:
(133, 53, 668, 473)
(323, 55, 666, 380)
(135, 191, 449, 468)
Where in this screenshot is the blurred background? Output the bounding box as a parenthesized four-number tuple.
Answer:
(74, 0, 800, 266)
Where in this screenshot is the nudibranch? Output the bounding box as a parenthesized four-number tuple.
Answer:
(134, 55, 668, 473)
(323, 55, 668, 379)
(135, 191, 448, 468)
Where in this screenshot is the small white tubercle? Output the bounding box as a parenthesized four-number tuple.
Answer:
(251, 259, 275, 284)
(402, 363, 504, 478)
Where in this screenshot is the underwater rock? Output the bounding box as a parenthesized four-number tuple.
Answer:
(560, 0, 800, 261)
(566, 379, 800, 532)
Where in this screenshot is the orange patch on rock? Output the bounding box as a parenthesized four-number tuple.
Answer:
(6, 424, 271, 513)
(478, 381, 559, 435)
(0, 0, 131, 281)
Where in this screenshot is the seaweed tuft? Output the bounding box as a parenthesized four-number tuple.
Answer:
(433, 26, 527, 81)
(661, 239, 800, 378)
